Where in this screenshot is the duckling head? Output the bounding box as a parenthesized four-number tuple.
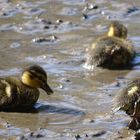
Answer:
(21, 65, 53, 95)
(107, 21, 127, 39)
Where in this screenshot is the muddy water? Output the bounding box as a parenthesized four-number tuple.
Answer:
(0, 0, 140, 139)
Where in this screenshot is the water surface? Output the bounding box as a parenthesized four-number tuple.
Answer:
(0, 0, 140, 139)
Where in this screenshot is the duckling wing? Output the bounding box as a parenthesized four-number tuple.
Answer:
(0, 77, 40, 110)
(0, 78, 18, 109)
(3, 77, 39, 107)
(114, 80, 140, 115)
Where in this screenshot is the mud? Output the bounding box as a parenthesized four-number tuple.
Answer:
(0, 0, 140, 139)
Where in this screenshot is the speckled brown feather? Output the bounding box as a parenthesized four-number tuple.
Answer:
(0, 77, 39, 110)
(86, 36, 135, 68)
(114, 80, 140, 115)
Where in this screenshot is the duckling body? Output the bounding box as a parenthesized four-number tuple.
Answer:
(114, 80, 140, 115)
(0, 65, 53, 110)
(85, 21, 135, 69)
(114, 79, 140, 129)
(86, 36, 134, 68)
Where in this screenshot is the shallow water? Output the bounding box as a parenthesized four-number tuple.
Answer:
(0, 0, 140, 139)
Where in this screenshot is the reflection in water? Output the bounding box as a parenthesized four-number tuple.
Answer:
(35, 103, 85, 116)
(0, 103, 85, 130)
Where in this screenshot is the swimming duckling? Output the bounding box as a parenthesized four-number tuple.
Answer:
(114, 79, 140, 130)
(85, 21, 135, 69)
(0, 65, 53, 111)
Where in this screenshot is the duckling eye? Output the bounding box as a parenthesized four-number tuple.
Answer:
(29, 70, 46, 82)
(29, 74, 34, 79)
(37, 76, 46, 82)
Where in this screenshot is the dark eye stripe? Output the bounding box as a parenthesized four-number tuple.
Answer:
(29, 71, 46, 82)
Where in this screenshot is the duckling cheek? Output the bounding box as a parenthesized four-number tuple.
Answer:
(22, 73, 40, 88)
(29, 79, 41, 88)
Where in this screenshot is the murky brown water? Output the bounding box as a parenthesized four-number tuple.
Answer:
(0, 0, 140, 139)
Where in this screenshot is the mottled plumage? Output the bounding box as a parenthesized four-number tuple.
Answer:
(114, 80, 140, 115)
(114, 79, 140, 129)
(85, 21, 135, 69)
(0, 65, 53, 111)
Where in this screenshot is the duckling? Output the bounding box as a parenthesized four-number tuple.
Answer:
(0, 65, 53, 111)
(114, 79, 140, 130)
(85, 21, 135, 69)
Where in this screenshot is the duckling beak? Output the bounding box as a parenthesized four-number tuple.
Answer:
(41, 82, 53, 95)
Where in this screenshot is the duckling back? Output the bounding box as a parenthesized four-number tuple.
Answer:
(114, 79, 140, 115)
(0, 77, 39, 110)
(86, 36, 135, 69)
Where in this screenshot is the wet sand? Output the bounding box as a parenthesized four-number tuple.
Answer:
(0, 0, 140, 139)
